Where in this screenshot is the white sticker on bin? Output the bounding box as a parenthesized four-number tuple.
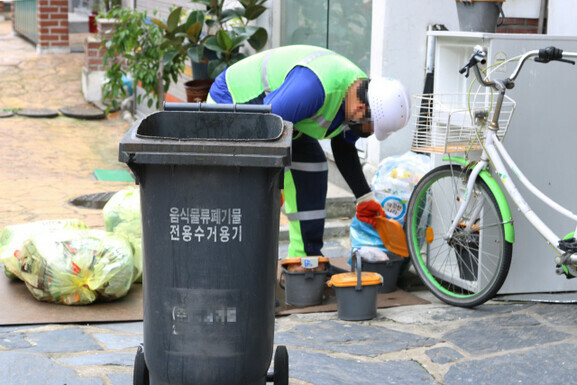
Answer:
(301, 257, 319, 269)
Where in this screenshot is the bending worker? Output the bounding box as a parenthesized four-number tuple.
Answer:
(208, 44, 410, 258)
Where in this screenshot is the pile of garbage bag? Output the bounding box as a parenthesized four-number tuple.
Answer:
(0, 188, 144, 306)
(350, 151, 431, 260)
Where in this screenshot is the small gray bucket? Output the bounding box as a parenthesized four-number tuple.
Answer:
(362, 254, 404, 293)
(280, 268, 328, 307)
(455, 0, 505, 33)
(328, 253, 383, 321)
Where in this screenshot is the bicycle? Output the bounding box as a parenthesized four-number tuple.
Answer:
(406, 45, 577, 307)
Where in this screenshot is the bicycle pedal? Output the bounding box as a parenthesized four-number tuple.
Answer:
(558, 238, 577, 253)
(556, 264, 577, 279)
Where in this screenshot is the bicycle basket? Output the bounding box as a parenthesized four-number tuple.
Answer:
(411, 93, 516, 154)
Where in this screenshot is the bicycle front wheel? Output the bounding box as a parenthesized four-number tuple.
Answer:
(406, 164, 512, 307)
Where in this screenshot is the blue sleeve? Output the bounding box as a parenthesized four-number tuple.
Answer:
(263, 66, 324, 124)
(208, 68, 233, 104)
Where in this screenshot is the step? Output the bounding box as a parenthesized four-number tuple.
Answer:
(279, 182, 355, 241)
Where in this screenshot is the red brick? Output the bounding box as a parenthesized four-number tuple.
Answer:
(38, 20, 59, 28)
(50, 13, 68, 20)
(51, 28, 68, 34)
(39, 35, 60, 41)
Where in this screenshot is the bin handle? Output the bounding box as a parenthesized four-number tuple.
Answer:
(163, 102, 272, 114)
(351, 251, 363, 291)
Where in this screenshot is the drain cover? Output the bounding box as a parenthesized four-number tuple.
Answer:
(17, 108, 59, 118)
(69, 191, 117, 209)
(59, 104, 106, 120)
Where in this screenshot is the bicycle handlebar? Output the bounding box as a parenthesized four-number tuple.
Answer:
(460, 45, 577, 91)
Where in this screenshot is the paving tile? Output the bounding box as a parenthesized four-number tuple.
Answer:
(0, 332, 32, 350)
(530, 303, 577, 327)
(288, 349, 440, 385)
(274, 320, 439, 356)
(0, 352, 103, 385)
(91, 333, 143, 350)
(23, 328, 103, 353)
(442, 313, 570, 355)
(443, 343, 577, 385)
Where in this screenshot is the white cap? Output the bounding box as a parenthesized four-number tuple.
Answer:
(367, 78, 411, 141)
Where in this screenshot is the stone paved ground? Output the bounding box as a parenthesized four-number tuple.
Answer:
(1, 16, 577, 385)
(2, 299, 577, 385)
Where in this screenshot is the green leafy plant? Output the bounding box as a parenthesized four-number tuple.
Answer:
(153, 0, 269, 79)
(100, 7, 186, 110)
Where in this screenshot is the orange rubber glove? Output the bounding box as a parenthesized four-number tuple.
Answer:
(356, 192, 385, 229)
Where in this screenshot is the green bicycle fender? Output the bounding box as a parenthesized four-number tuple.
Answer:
(443, 156, 515, 243)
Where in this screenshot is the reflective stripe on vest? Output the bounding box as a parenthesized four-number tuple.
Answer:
(261, 51, 273, 95)
(286, 209, 326, 222)
(288, 161, 329, 173)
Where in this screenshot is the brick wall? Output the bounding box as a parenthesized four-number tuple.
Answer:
(37, 0, 69, 53)
(84, 36, 107, 71)
(496, 18, 542, 34)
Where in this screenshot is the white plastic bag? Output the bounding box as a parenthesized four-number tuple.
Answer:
(371, 151, 431, 225)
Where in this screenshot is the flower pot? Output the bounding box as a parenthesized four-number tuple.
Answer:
(190, 48, 218, 80)
(184, 79, 214, 103)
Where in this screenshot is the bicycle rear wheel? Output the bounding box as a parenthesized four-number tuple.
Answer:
(406, 164, 512, 307)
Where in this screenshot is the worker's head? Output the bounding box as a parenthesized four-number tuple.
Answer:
(344, 77, 410, 141)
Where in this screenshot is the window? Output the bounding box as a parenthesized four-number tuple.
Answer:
(280, 0, 372, 74)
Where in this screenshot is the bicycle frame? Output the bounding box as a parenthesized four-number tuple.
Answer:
(446, 49, 577, 256)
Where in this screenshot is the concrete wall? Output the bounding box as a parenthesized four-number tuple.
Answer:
(548, 0, 577, 36)
(366, 0, 459, 172)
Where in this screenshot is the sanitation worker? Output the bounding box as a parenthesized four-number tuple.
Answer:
(207, 44, 410, 259)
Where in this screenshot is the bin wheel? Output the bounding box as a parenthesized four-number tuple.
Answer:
(133, 343, 150, 385)
(274, 345, 289, 385)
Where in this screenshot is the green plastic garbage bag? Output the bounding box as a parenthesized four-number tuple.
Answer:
(0, 219, 88, 280)
(18, 229, 134, 305)
(102, 188, 143, 282)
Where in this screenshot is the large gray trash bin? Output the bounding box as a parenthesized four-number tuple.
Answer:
(119, 103, 292, 385)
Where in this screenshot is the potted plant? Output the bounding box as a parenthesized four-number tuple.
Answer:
(152, 0, 269, 101)
(100, 7, 187, 111)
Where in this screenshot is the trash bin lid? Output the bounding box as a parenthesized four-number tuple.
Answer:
(119, 111, 292, 169)
(327, 272, 383, 288)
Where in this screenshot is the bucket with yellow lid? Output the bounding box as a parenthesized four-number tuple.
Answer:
(327, 252, 383, 321)
(280, 257, 329, 307)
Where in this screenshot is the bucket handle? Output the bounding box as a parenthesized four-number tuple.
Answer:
(351, 251, 363, 292)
